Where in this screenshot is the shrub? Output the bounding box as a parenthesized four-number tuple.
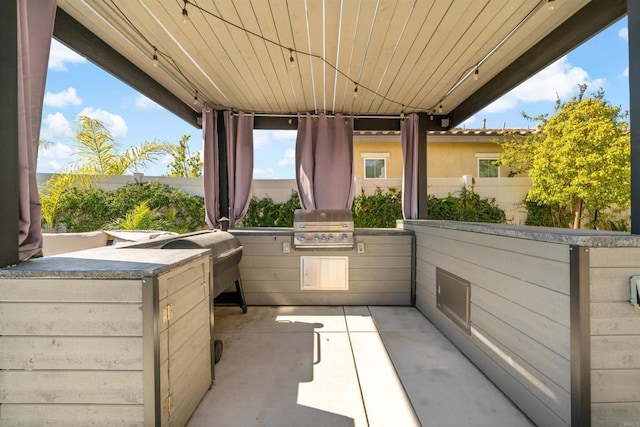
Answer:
(523, 199, 572, 228)
(240, 191, 301, 227)
(427, 186, 506, 223)
(240, 185, 505, 227)
(56, 187, 113, 232)
(43, 181, 206, 233)
(107, 182, 206, 233)
(352, 187, 403, 228)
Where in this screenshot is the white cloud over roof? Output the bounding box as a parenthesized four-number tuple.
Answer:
(134, 94, 161, 110)
(40, 112, 73, 142)
(44, 87, 82, 108)
(482, 56, 605, 114)
(38, 142, 75, 172)
(48, 40, 86, 71)
(618, 27, 628, 41)
(78, 107, 128, 139)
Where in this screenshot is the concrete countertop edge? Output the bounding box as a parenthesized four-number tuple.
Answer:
(0, 247, 211, 279)
(400, 220, 640, 247)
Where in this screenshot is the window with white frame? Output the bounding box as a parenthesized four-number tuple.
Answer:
(477, 157, 500, 178)
(364, 158, 386, 179)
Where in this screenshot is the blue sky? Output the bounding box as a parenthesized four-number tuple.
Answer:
(38, 17, 630, 179)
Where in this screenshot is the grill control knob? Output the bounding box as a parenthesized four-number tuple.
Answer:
(328, 234, 334, 241)
(314, 234, 319, 242)
(341, 234, 348, 241)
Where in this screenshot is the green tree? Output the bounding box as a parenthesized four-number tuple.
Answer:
(500, 86, 630, 229)
(166, 135, 203, 177)
(73, 116, 171, 175)
(40, 117, 173, 228)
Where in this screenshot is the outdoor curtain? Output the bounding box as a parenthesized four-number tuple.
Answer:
(401, 113, 419, 219)
(17, 0, 57, 261)
(296, 113, 355, 210)
(225, 111, 254, 227)
(203, 108, 219, 229)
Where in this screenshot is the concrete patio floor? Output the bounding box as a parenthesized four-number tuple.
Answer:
(187, 306, 534, 427)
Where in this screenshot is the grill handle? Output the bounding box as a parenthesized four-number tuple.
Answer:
(295, 224, 351, 229)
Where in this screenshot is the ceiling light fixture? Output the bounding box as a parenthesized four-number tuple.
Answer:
(152, 47, 158, 67)
(193, 90, 199, 105)
(182, 1, 189, 24)
(400, 106, 405, 120)
(438, 104, 443, 114)
(289, 49, 296, 68)
(547, 0, 555, 10)
(353, 84, 358, 98)
(473, 69, 479, 80)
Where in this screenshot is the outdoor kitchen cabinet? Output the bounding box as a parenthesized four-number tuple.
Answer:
(0, 247, 212, 426)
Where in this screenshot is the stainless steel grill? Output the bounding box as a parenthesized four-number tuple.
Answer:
(293, 209, 354, 249)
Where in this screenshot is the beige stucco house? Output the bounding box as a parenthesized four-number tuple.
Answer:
(354, 128, 532, 180)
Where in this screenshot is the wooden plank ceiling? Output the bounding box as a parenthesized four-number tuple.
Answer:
(57, 0, 592, 119)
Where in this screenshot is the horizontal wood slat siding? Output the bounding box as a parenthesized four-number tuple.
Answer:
(235, 233, 413, 305)
(404, 223, 571, 427)
(0, 276, 145, 424)
(0, 336, 143, 370)
(0, 278, 142, 302)
(0, 404, 144, 426)
(0, 370, 143, 404)
(0, 256, 211, 425)
(589, 247, 640, 423)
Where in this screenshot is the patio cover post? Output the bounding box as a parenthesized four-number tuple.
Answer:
(418, 113, 428, 219)
(630, 0, 640, 234)
(0, 1, 19, 267)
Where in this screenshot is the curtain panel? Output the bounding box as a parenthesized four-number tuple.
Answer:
(17, 0, 57, 260)
(225, 111, 254, 227)
(295, 113, 355, 210)
(401, 113, 419, 219)
(203, 108, 219, 229)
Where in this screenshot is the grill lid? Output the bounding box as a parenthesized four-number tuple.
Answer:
(293, 209, 354, 230)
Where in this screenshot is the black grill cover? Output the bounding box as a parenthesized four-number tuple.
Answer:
(161, 231, 242, 298)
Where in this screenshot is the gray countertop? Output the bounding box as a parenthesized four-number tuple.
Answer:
(0, 246, 210, 279)
(401, 220, 640, 247)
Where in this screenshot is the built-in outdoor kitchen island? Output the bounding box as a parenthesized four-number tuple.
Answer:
(401, 220, 640, 427)
(1, 221, 639, 426)
(0, 226, 414, 426)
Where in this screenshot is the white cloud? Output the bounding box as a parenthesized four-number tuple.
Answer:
(44, 87, 82, 108)
(270, 130, 297, 143)
(135, 94, 161, 110)
(38, 142, 75, 172)
(619, 27, 628, 42)
(482, 56, 605, 114)
(622, 67, 629, 78)
(40, 112, 73, 142)
(254, 129, 296, 150)
(253, 167, 275, 179)
(48, 40, 86, 71)
(78, 107, 128, 138)
(277, 148, 295, 167)
(253, 131, 270, 149)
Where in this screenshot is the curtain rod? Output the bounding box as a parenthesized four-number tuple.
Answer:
(233, 112, 410, 120)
